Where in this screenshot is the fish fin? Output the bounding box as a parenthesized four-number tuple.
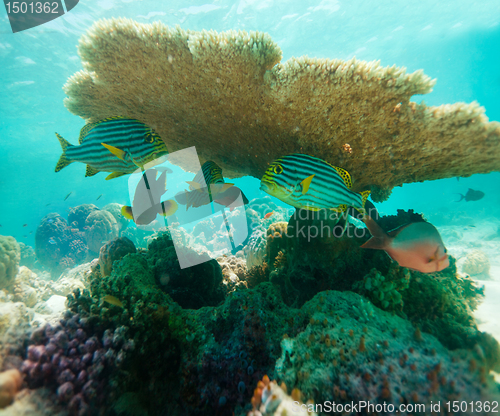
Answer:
(55, 133, 74, 172)
(331, 204, 347, 213)
(333, 166, 352, 188)
(105, 172, 128, 180)
(211, 183, 235, 195)
(159, 200, 178, 217)
(78, 121, 99, 144)
(85, 165, 99, 177)
(186, 180, 202, 191)
(121, 206, 134, 220)
(455, 193, 465, 202)
(354, 190, 371, 214)
(387, 223, 413, 237)
(300, 174, 315, 195)
(361, 215, 390, 250)
(101, 142, 126, 161)
(80, 117, 126, 144)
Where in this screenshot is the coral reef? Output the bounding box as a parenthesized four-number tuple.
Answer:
(84, 210, 118, 254)
(462, 250, 490, 277)
(146, 232, 225, 309)
(267, 209, 386, 307)
(98, 237, 136, 277)
(18, 242, 43, 273)
(35, 213, 88, 278)
(0, 236, 20, 291)
(67, 205, 99, 231)
(217, 254, 248, 294)
(21, 309, 135, 415)
(275, 291, 499, 414)
(354, 265, 411, 312)
(64, 19, 500, 200)
(248, 375, 316, 416)
(102, 203, 129, 234)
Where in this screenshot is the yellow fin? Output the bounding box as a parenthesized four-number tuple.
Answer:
(103, 295, 123, 308)
(159, 200, 178, 217)
(300, 174, 315, 195)
(121, 205, 134, 220)
(101, 142, 126, 161)
(331, 204, 348, 213)
(85, 165, 99, 177)
(55, 133, 74, 172)
(355, 190, 371, 214)
(106, 172, 128, 180)
(333, 166, 352, 188)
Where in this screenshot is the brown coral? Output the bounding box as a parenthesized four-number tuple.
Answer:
(0, 369, 22, 408)
(63, 18, 500, 200)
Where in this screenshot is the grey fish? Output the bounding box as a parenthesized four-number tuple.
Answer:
(456, 188, 485, 202)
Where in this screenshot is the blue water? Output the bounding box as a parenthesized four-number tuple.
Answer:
(1, 0, 499, 243)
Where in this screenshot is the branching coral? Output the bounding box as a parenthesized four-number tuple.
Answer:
(64, 18, 500, 200)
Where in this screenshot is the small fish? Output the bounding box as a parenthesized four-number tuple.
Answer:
(121, 169, 177, 225)
(103, 295, 124, 308)
(260, 154, 370, 213)
(361, 216, 449, 273)
(71, 228, 79, 233)
(55, 116, 168, 180)
(96, 194, 103, 201)
(64, 192, 72, 201)
(23, 235, 27, 238)
(48, 238, 56, 244)
(45, 203, 51, 207)
(174, 161, 239, 210)
(456, 188, 485, 202)
(29, 231, 33, 234)
(263, 211, 274, 220)
(22, 224, 27, 227)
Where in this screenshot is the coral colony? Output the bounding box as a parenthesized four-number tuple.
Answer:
(0, 18, 499, 416)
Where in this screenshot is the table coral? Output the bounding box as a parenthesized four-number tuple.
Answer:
(64, 18, 500, 201)
(0, 236, 20, 291)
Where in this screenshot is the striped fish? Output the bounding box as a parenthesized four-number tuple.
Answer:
(175, 161, 234, 209)
(55, 116, 168, 180)
(260, 154, 370, 213)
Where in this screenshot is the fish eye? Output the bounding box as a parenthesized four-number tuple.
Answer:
(273, 164, 283, 175)
(144, 133, 153, 144)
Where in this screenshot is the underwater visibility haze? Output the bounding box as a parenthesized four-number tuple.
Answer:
(0, 1, 500, 415)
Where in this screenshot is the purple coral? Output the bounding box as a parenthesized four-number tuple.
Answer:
(22, 311, 134, 415)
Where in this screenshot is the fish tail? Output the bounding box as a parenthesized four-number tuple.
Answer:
(55, 133, 73, 172)
(360, 215, 389, 250)
(455, 193, 465, 202)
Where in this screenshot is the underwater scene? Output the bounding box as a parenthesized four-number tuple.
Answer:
(1, 1, 500, 415)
